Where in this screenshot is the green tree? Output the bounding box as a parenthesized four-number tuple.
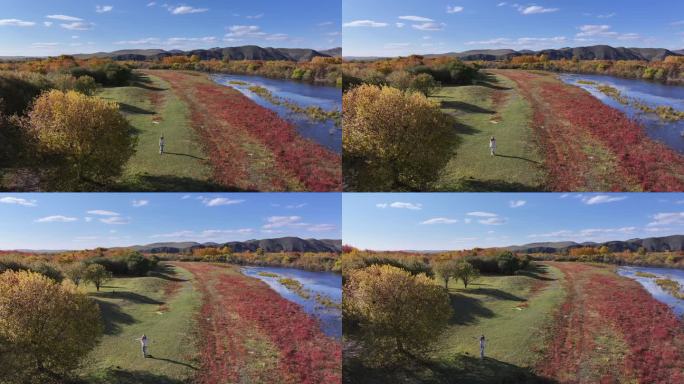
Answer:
(454, 260, 480, 289)
(343, 264, 452, 365)
(0, 270, 102, 383)
(256, 247, 265, 257)
(343, 85, 457, 191)
(83, 264, 112, 291)
(434, 259, 460, 289)
(74, 75, 97, 96)
(25, 90, 136, 190)
(409, 73, 440, 97)
(62, 262, 88, 286)
(497, 252, 519, 275)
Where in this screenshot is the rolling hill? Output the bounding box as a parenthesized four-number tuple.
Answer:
(72, 45, 340, 62)
(427, 45, 682, 61)
(505, 235, 684, 253)
(128, 237, 342, 254)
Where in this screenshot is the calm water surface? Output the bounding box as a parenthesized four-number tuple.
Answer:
(560, 73, 684, 154)
(617, 266, 684, 317)
(213, 74, 342, 153)
(242, 266, 342, 338)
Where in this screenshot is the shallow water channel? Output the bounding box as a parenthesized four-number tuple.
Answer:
(213, 74, 342, 153)
(617, 266, 684, 317)
(241, 266, 342, 338)
(559, 73, 684, 154)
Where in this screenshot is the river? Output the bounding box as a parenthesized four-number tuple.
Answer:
(617, 266, 684, 317)
(241, 266, 342, 338)
(559, 73, 684, 154)
(212, 74, 342, 153)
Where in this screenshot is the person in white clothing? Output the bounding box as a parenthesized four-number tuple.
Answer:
(137, 334, 149, 358)
(489, 136, 497, 157)
(479, 335, 486, 359)
(159, 136, 165, 155)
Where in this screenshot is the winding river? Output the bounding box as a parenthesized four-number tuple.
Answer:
(559, 74, 684, 154)
(241, 266, 342, 338)
(213, 74, 342, 153)
(617, 266, 684, 317)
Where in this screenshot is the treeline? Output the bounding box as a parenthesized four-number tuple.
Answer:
(342, 56, 480, 191)
(477, 55, 684, 85)
(527, 246, 684, 269)
(140, 56, 342, 87)
(0, 57, 136, 191)
(158, 247, 341, 272)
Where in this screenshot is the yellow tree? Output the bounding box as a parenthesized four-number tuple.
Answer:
(0, 270, 102, 383)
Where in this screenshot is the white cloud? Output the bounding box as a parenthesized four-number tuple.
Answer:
(529, 227, 638, 239)
(225, 25, 288, 41)
(399, 15, 434, 22)
(648, 212, 684, 227)
(246, 14, 264, 19)
(87, 210, 119, 216)
(0, 19, 36, 27)
(597, 13, 616, 19)
(285, 203, 307, 209)
(84, 217, 93, 222)
(509, 200, 526, 208)
(376, 203, 388, 208)
(520, 6, 559, 15)
(447, 6, 464, 14)
(420, 217, 458, 225)
(99, 216, 130, 225)
(576, 25, 640, 40)
(465, 36, 567, 48)
(412, 22, 446, 31)
(263, 216, 303, 229)
(307, 224, 336, 232)
(31, 42, 60, 48)
(498, 2, 507, 6)
(467, 211, 498, 217)
(61, 22, 94, 30)
(181, 195, 191, 199)
(95, 5, 113, 13)
(343, 20, 388, 28)
(132, 200, 149, 207)
(396, 22, 405, 28)
(43, 21, 53, 27)
(200, 197, 245, 207)
(0, 197, 37, 207)
(390, 202, 422, 210)
(147, 2, 157, 7)
(46, 15, 82, 21)
(464, 218, 472, 224)
(479, 217, 506, 225)
(36, 215, 78, 223)
(170, 6, 208, 15)
(581, 195, 626, 205)
(151, 228, 254, 239)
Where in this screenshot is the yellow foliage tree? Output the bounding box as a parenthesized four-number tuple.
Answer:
(343, 85, 456, 191)
(0, 270, 102, 383)
(25, 90, 136, 190)
(343, 264, 452, 365)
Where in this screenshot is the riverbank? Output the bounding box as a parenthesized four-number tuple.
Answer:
(145, 70, 341, 191)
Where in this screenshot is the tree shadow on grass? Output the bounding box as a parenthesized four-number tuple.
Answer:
(92, 291, 164, 305)
(457, 287, 526, 302)
(130, 73, 167, 92)
(84, 368, 186, 384)
(117, 102, 156, 115)
(454, 121, 480, 136)
(93, 300, 135, 335)
(494, 153, 541, 165)
(441, 100, 496, 114)
(162, 152, 207, 161)
(435, 178, 544, 192)
(148, 264, 188, 282)
(344, 354, 555, 384)
(115, 174, 253, 192)
(448, 294, 495, 325)
(148, 356, 198, 371)
(518, 264, 557, 282)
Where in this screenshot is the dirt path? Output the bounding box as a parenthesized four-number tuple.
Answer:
(178, 262, 341, 384)
(539, 262, 684, 383)
(495, 70, 684, 191)
(146, 70, 341, 192)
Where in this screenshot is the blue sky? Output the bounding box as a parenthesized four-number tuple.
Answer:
(343, 0, 684, 57)
(0, 193, 341, 250)
(0, 0, 341, 56)
(343, 193, 684, 251)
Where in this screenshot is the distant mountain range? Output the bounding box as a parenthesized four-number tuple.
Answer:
(346, 45, 683, 62)
(429, 45, 682, 62)
(505, 235, 684, 253)
(70, 45, 341, 62)
(127, 237, 342, 254)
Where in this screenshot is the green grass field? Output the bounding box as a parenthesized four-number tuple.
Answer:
(346, 263, 565, 384)
(79, 264, 200, 384)
(432, 72, 546, 191)
(98, 72, 216, 191)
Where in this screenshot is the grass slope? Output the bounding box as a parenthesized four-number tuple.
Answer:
(80, 264, 200, 384)
(98, 72, 215, 191)
(433, 72, 545, 191)
(345, 264, 564, 384)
